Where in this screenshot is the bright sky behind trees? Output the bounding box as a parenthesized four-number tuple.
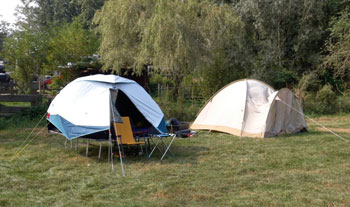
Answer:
(0, 0, 22, 24)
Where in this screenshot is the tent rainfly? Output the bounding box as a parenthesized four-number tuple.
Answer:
(47, 74, 167, 140)
(191, 79, 307, 138)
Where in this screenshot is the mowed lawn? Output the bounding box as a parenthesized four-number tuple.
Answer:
(1, 115, 350, 207)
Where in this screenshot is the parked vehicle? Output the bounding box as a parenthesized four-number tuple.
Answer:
(0, 73, 10, 83)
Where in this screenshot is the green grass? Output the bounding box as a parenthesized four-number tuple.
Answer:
(0, 102, 32, 107)
(1, 115, 350, 206)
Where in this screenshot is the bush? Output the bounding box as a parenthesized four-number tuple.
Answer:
(264, 67, 299, 89)
(316, 84, 337, 114)
(155, 97, 202, 122)
(298, 72, 322, 93)
(0, 104, 48, 130)
(302, 84, 338, 114)
(336, 91, 350, 113)
(302, 92, 317, 114)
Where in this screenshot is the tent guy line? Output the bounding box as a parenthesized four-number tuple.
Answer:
(10, 113, 47, 162)
(278, 99, 349, 142)
(10, 122, 49, 162)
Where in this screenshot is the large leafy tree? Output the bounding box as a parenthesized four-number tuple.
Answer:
(45, 19, 99, 85)
(2, 28, 49, 93)
(323, 5, 350, 90)
(94, 0, 245, 98)
(231, 0, 341, 88)
(2, 0, 102, 93)
(17, 0, 105, 29)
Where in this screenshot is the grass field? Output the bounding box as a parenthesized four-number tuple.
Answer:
(1, 115, 350, 206)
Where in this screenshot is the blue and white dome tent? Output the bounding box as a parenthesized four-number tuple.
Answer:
(47, 74, 167, 140)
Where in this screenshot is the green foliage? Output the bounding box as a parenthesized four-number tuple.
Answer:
(156, 98, 202, 122)
(2, 28, 49, 93)
(302, 84, 338, 114)
(0, 20, 10, 56)
(338, 91, 350, 113)
(200, 54, 245, 98)
(149, 73, 173, 88)
(94, 0, 244, 99)
(2, 0, 349, 116)
(298, 72, 322, 93)
(0, 104, 47, 130)
(19, 104, 48, 120)
(19, 0, 105, 29)
(316, 84, 337, 113)
(198, 2, 250, 97)
(2, 18, 99, 93)
(44, 20, 99, 87)
(94, 0, 152, 73)
(233, 0, 338, 83)
(46, 20, 99, 69)
(251, 65, 299, 90)
(323, 5, 350, 89)
(297, 71, 341, 114)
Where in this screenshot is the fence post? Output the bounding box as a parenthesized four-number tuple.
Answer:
(166, 84, 169, 98)
(191, 85, 194, 106)
(10, 81, 13, 95)
(158, 83, 160, 98)
(38, 80, 41, 94)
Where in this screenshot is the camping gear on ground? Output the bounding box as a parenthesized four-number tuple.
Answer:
(47, 74, 176, 174)
(166, 118, 190, 133)
(191, 79, 307, 138)
(174, 129, 191, 138)
(166, 118, 192, 138)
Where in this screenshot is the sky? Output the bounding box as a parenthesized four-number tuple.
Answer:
(0, 0, 23, 24)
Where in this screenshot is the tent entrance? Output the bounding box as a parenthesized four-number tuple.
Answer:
(114, 89, 154, 134)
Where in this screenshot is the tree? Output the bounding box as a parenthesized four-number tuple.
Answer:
(231, 0, 340, 88)
(44, 19, 99, 85)
(2, 27, 49, 93)
(323, 5, 350, 90)
(0, 20, 10, 59)
(94, 0, 245, 98)
(17, 0, 105, 29)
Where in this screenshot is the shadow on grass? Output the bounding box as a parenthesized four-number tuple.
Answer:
(69, 140, 209, 165)
(271, 130, 321, 139)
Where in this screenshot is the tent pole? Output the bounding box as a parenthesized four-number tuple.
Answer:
(108, 141, 110, 163)
(113, 129, 125, 176)
(75, 139, 78, 151)
(98, 143, 102, 161)
(240, 79, 249, 138)
(110, 88, 126, 176)
(86, 139, 89, 157)
(109, 129, 125, 177)
(110, 138, 114, 171)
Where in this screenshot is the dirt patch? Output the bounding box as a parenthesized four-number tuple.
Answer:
(313, 116, 350, 122)
(317, 127, 350, 133)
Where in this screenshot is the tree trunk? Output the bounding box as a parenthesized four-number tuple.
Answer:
(172, 68, 184, 101)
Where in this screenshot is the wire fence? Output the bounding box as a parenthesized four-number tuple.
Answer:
(149, 84, 205, 105)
